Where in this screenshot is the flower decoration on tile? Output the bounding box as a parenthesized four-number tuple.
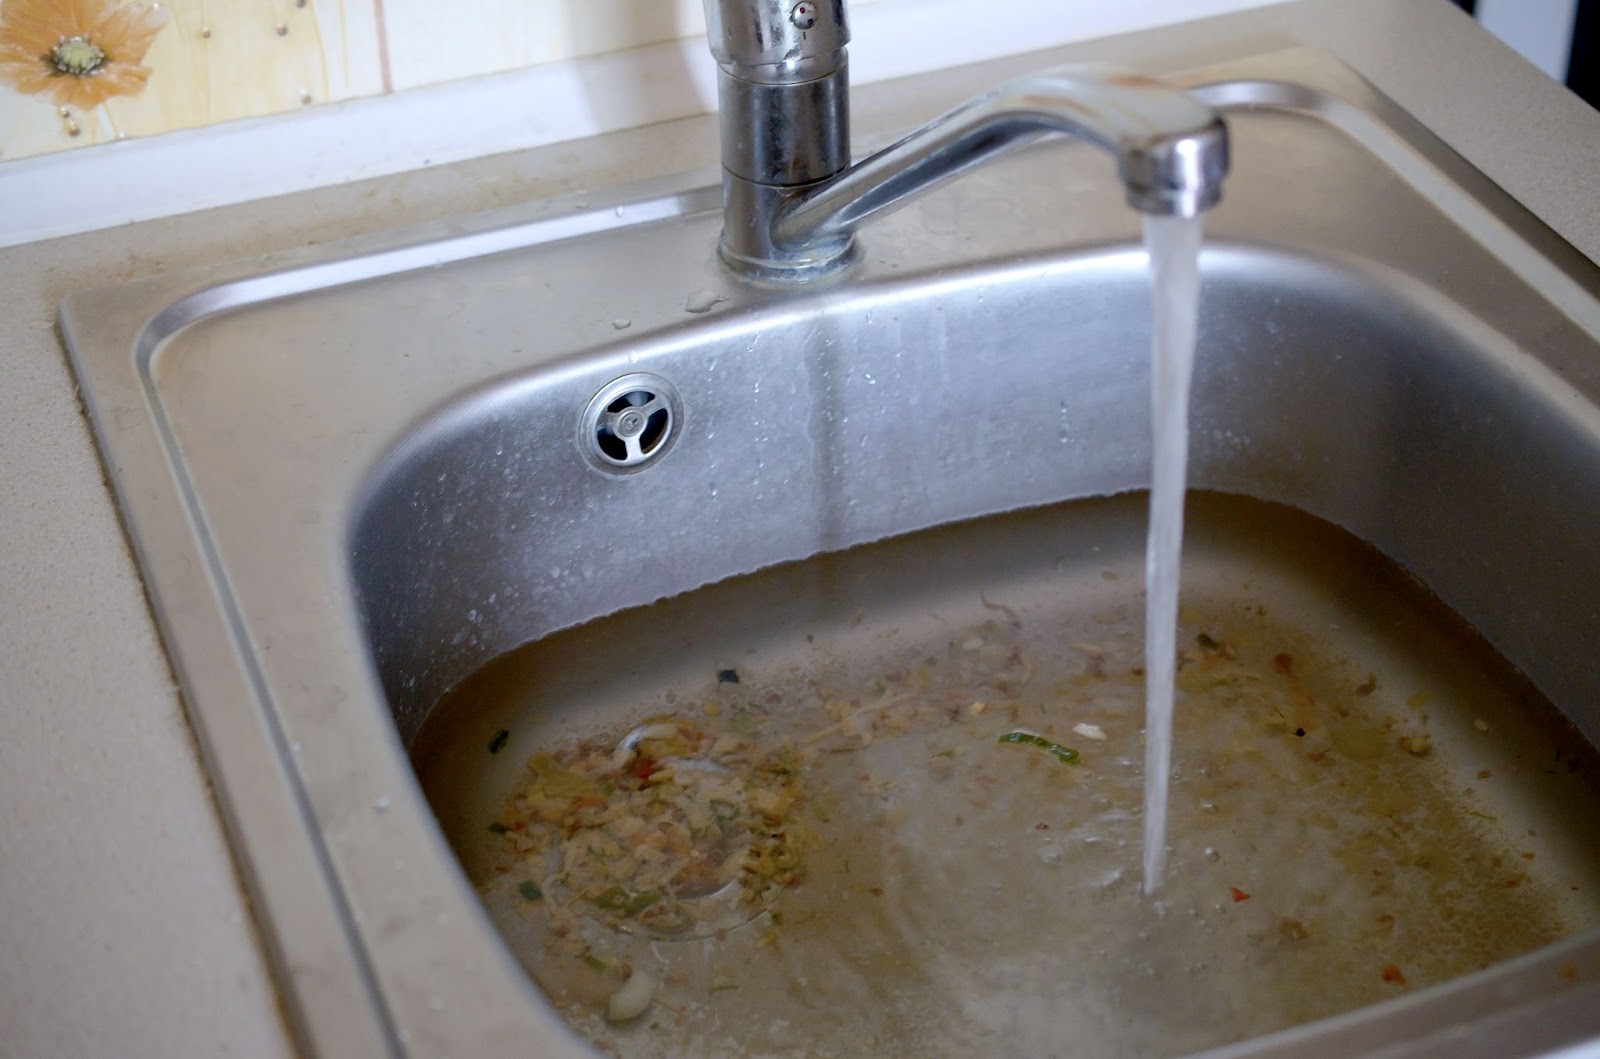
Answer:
(0, 0, 169, 109)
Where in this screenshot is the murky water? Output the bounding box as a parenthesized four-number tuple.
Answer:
(1142, 214, 1205, 894)
(414, 493, 1600, 1058)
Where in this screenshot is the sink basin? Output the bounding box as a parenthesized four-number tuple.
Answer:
(60, 48, 1600, 1058)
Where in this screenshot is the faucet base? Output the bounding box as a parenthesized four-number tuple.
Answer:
(717, 172, 858, 281)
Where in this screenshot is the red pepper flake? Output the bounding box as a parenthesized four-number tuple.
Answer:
(868, 886, 884, 897)
(1381, 964, 1406, 985)
(1229, 887, 1251, 903)
(1033, 822, 1050, 831)
(1272, 653, 1294, 675)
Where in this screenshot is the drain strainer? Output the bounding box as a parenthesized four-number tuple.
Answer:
(580, 373, 682, 473)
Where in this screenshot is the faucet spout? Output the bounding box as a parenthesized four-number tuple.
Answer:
(773, 67, 1229, 271)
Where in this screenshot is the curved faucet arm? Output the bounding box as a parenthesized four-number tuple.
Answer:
(772, 66, 1228, 262)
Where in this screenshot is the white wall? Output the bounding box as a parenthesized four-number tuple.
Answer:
(1477, 0, 1579, 80)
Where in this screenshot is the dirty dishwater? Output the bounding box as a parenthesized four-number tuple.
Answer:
(413, 492, 1600, 1059)
(1141, 213, 1205, 895)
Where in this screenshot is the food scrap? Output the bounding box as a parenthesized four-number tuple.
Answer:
(606, 970, 659, 1022)
(488, 729, 510, 754)
(996, 729, 1081, 766)
(1381, 963, 1406, 985)
(490, 719, 807, 937)
(1399, 733, 1432, 756)
(1229, 887, 1251, 903)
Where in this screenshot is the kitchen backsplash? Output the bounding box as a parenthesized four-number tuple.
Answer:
(0, 0, 886, 161)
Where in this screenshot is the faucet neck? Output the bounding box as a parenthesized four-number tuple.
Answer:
(714, 56, 850, 189)
(704, 0, 848, 75)
(704, 0, 855, 275)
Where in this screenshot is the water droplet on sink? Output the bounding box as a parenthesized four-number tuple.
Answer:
(613, 205, 625, 217)
(684, 290, 726, 314)
(375, 794, 391, 813)
(612, 318, 632, 330)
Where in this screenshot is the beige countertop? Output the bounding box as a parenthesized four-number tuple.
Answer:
(2, 0, 1596, 1055)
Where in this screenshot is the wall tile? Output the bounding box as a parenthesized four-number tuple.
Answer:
(383, 0, 886, 92)
(1, 0, 383, 158)
(0, 0, 885, 162)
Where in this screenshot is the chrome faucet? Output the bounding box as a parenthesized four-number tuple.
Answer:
(703, 0, 1229, 279)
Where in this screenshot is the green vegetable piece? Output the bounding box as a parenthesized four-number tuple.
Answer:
(584, 954, 608, 972)
(717, 668, 741, 684)
(594, 887, 662, 917)
(624, 891, 663, 917)
(997, 730, 1081, 765)
(487, 822, 509, 835)
(488, 729, 510, 754)
(594, 886, 631, 911)
(517, 880, 543, 902)
(1196, 632, 1220, 651)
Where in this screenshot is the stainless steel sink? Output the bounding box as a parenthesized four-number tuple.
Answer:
(60, 48, 1600, 1058)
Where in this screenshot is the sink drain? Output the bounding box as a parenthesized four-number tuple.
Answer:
(580, 373, 682, 473)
